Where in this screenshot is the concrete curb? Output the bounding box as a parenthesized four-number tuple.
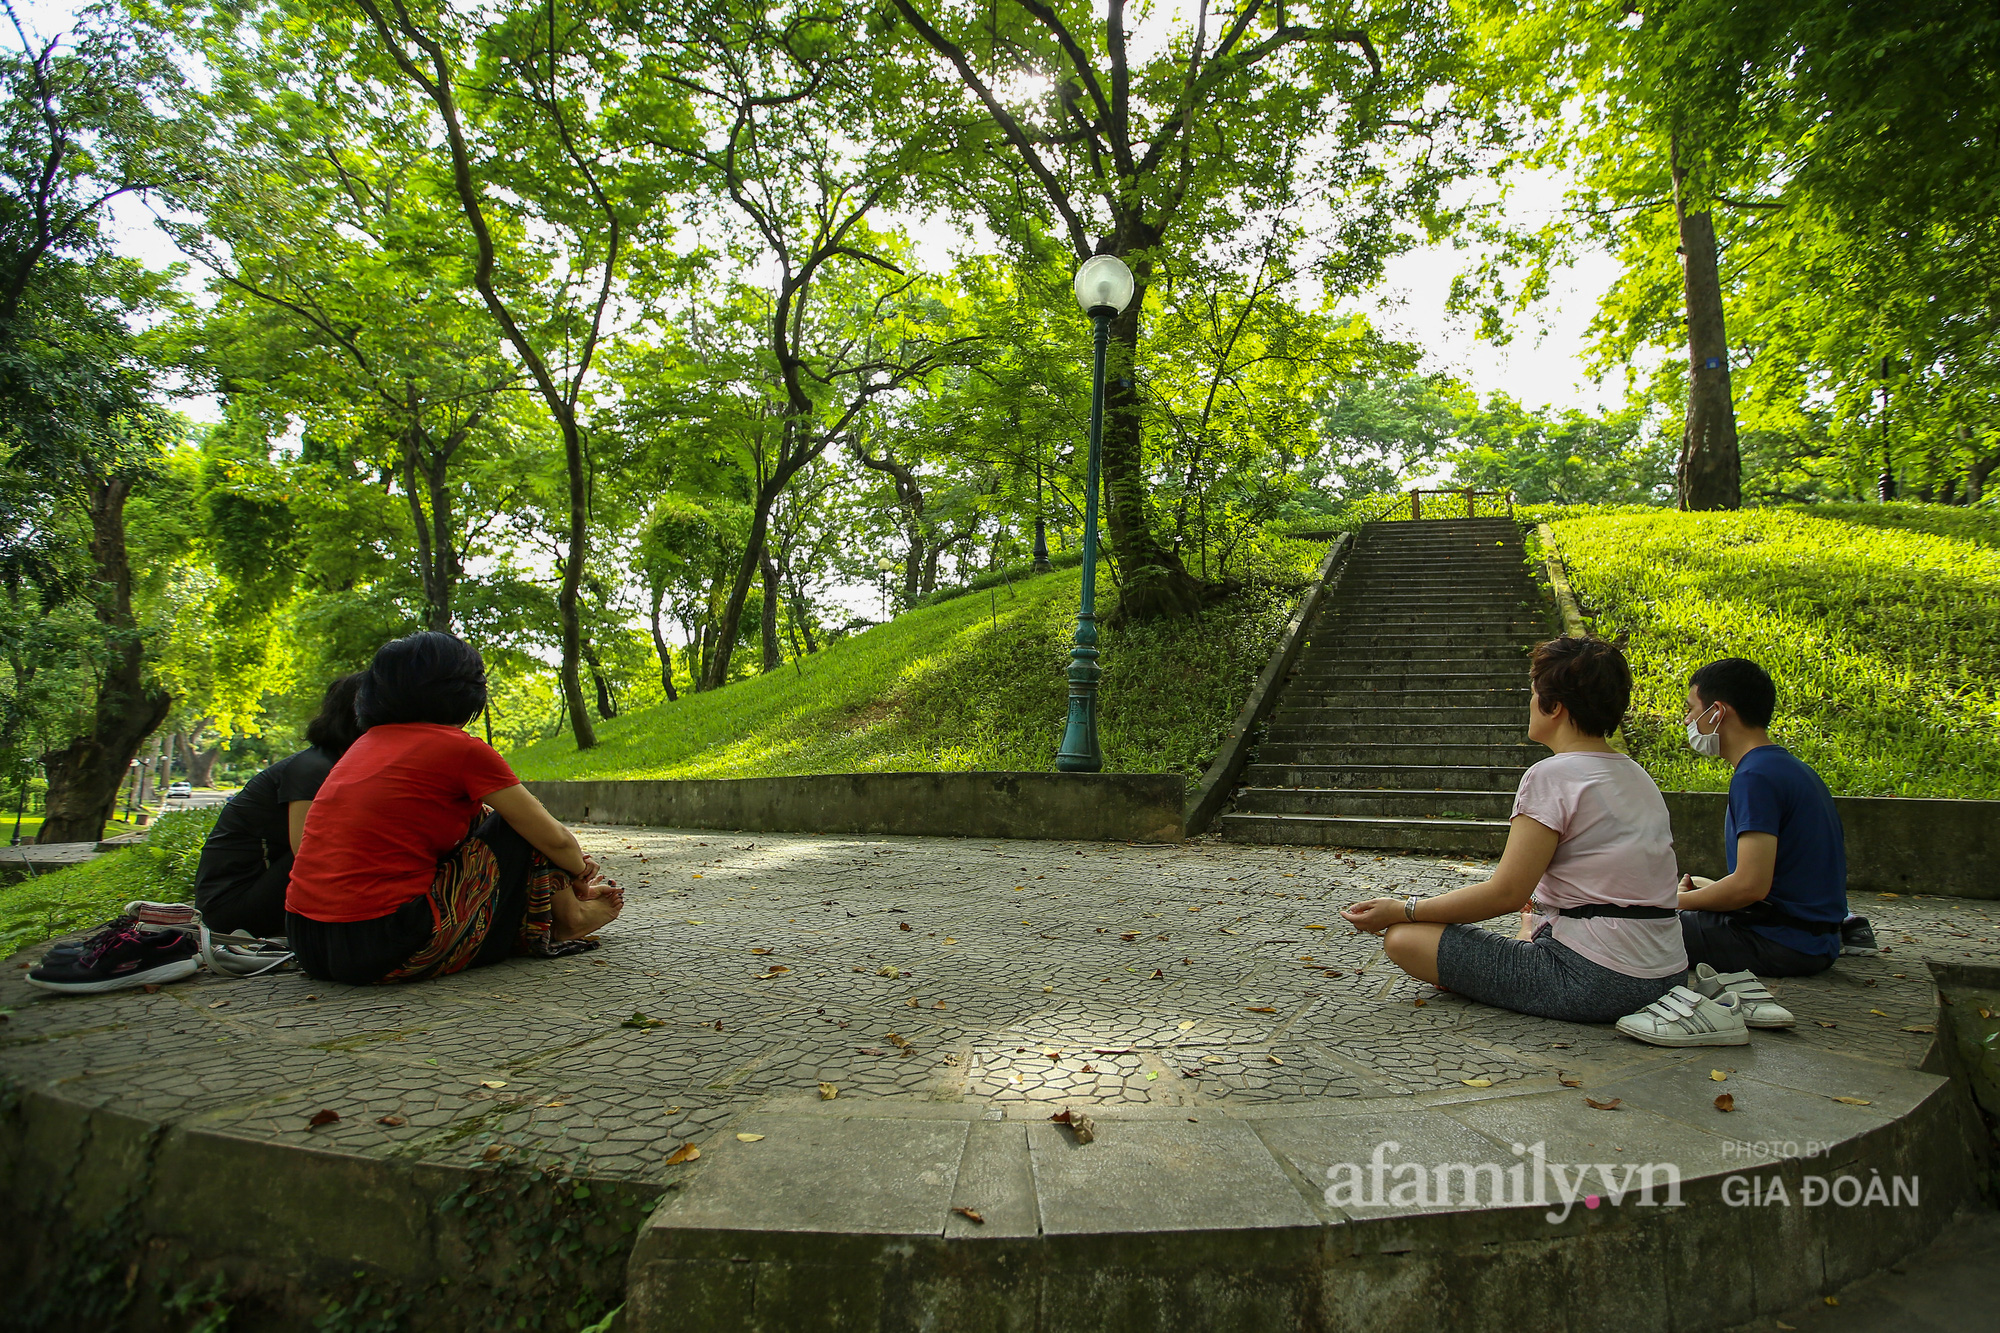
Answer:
(1183, 534, 1353, 837)
(623, 1038, 1982, 1333)
(526, 772, 1188, 844)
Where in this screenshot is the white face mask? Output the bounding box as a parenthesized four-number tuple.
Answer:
(1686, 703, 1724, 757)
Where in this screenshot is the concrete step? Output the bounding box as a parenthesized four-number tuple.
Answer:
(1217, 811, 1511, 855)
(1270, 704, 1527, 726)
(1263, 722, 1530, 746)
(1301, 646, 1533, 666)
(1243, 763, 1528, 791)
(1232, 787, 1518, 819)
(1315, 629, 1543, 647)
(1280, 685, 1532, 703)
(1253, 741, 1547, 766)
(1324, 596, 1540, 610)
(1296, 664, 1528, 684)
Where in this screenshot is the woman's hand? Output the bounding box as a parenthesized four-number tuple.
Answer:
(1341, 898, 1406, 935)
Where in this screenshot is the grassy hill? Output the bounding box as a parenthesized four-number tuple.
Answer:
(510, 550, 1321, 783)
(1539, 503, 2000, 799)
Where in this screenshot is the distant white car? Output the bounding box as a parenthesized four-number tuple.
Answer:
(166, 781, 193, 799)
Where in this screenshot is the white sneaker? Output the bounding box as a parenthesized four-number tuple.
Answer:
(1688, 963, 1795, 1029)
(1615, 985, 1750, 1047)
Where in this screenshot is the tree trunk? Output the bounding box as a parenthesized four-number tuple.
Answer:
(791, 578, 818, 654)
(581, 640, 618, 720)
(648, 585, 678, 702)
(1099, 248, 1207, 623)
(1967, 452, 1999, 505)
(39, 478, 174, 844)
(398, 427, 463, 632)
(1671, 138, 1743, 511)
(760, 550, 783, 673)
(554, 416, 598, 747)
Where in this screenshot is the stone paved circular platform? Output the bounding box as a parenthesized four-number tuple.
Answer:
(4, 828, 1993, 1180)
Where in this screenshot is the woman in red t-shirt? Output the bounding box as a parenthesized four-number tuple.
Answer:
(286, 632, 622, 984)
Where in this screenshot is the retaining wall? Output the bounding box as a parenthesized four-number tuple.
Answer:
(525, 772, 1187, 845)
(1666, 791, 2000, 900)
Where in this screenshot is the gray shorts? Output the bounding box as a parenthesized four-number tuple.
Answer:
(1436, 923, 1683, 1024)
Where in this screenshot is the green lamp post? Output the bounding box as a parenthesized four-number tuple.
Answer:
(1055, 254, 1136, 773)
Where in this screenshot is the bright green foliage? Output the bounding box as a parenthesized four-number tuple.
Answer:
(508, 548, 1320, 783)
(0, 808, 218, 954)
(1546, 508, 2000, 798)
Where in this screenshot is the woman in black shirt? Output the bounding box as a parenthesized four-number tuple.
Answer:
(192, 673, 366, 936)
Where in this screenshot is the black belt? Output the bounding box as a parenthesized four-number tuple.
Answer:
(1729, 900, 1843, 935)
(1546, 903, 1678, 921)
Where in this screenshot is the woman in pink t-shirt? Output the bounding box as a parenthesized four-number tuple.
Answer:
(1341, 637, 1687, 1023)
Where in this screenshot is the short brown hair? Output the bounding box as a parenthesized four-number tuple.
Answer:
(1529, 637, 1631, 737)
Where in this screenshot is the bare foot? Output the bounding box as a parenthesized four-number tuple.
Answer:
(553, 886, 622, 940)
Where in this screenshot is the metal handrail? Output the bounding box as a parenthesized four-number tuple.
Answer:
(1376, 488, 1515, 521)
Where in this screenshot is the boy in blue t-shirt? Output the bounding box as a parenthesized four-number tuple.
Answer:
(1675, 658, 1851, 977)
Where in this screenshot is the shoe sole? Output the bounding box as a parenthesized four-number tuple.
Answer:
(1841, 946, 1881, 956)
(25, 958, 198, 994)
(1614, 1021, 1750, 1047)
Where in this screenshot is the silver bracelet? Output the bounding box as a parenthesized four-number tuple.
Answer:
(1404, 895, 1419, 922)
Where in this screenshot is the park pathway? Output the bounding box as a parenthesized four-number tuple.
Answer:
(1219, 516, 1552, 855)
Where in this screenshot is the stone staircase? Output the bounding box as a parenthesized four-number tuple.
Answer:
(1217, 517, 1554, 855)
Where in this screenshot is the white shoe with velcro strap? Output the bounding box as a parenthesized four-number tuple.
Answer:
(1688, 963, 1795, 1029)
(1615, 985, 1750, 1047)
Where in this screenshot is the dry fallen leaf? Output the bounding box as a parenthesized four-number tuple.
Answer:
(1816, 1020, 1838, 1029)
(899, 922, 912, 931)
(1303, 924, 1327, 930)
(1714, 1094, 1735, 1112)
(1269, 1055, 1285, 1065)
(1119, 932, 1139, 941)
(621, 1012, 666, 1029)
(378, 1115, 406, 1127)
(1901, 1025, 1936, 1034)
(1710, 1070, 1728, 1082)
(481, 1145, 505, 1161)
(1825, 1298, 1839, 1308)
(1461, 1078, 1492, 1088)
(1246, 1006, 1277, 1014)
(736, 1133, 766, 1142)
(1868, 1009, 1889, 1016)
(750, 947, 773, 955)
(953, 1206, 985, 1224)
(1147, 969, 1164, 979)
(1584, 1097, 1623, 1111)
(208, 999, 230, 1009)
(664, 1144, 699, 1165)
(1068, 1112, 1098, 1144)
(140, 984, 160, 994)
(858, 1047, 885, 1056)
(308, 1109, 340, 1128)
(1559, 1075, 1582, 1088)
(885, 1032, 910, 1048)
(1049, 1108, 1072, 1123)
(1831, 1097, 1872, 1106)
(1177, 1020, 1196, 1031)
(1980, 1008, 1993, 1020)
(818, 1082, 838, 1100)
(479, 1080, 508, 1089)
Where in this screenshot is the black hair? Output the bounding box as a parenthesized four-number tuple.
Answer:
(1529, 636, 1631, 738)
(1689, 657, 1776, 728)
(303, 672, 368, 757)
(356, 631, 489, 728)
